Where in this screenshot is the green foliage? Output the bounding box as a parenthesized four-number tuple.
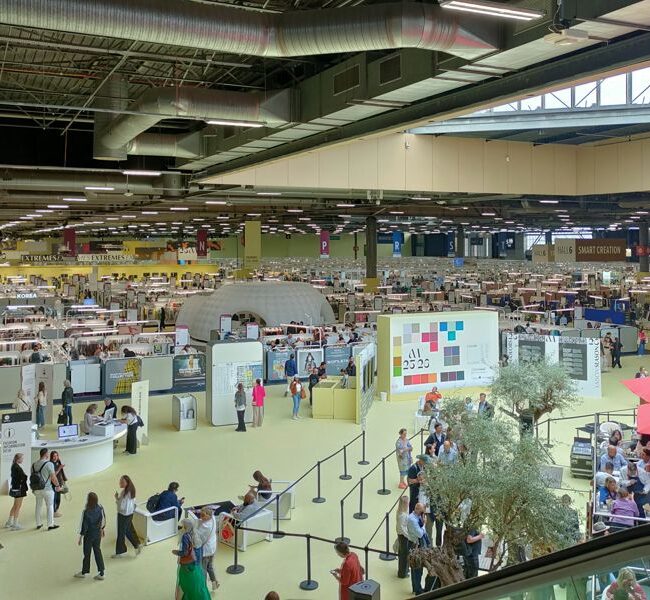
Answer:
(490, 358, 580, 422)
(423, 411, 576, 572)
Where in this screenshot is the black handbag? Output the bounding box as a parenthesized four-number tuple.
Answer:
(57, 411, 66, 424)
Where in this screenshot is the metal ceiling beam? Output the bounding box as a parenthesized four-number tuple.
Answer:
(199, 30, 650, 179)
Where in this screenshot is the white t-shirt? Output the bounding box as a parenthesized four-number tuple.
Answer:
(32, 459, 55, 491)
(117, 492, 136, 516)
(198, 516, 217, 557)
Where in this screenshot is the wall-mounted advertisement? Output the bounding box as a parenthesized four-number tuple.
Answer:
(1, 412, 33, 494)
(266, 349, 292, 382)
(297, 348, 324, 377)
(379, 311, 499, 396)
(103, 358, 142, 396)
(324, 345, 352, 376)
(172, 353, 206, 392)
(505, 333, 601, 397)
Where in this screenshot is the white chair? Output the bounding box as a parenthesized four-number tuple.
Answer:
(218, 508, 273, 551)
(132, 503, 179, 545)
(270, 480, 297, 509)
(262, 489, 293, 520)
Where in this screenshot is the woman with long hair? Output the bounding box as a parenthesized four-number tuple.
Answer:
(4, 453, 28, 529)
(75, 492, 106, 580)
(35, 382, 46, 429)
(120, 405, 139, 455)
(395, 429, 413, 490)
(395, 495, 410, 579)
(50, 450, 67, 518)
(172, 518, 210, 600)
(112, 475, 141, 558)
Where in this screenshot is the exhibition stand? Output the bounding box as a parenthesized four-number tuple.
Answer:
(172, 393, 198, 430)
(30, 423, 127, 478)
(312, 377, 355, 421)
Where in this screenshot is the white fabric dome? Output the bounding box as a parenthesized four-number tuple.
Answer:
(177, 281, 336, 341)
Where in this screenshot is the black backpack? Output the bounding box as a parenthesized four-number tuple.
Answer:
(146, 493, 160, 513)
(29, 462, 48, 492)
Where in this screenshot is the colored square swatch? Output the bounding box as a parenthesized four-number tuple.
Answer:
(430, 342, 438, 352)
(447, 331, 456, 342)
(456, 321, 464, 331)
(440, 322, 448, 332)
(422, 333, 430, 343)
(393, 357, 401, 367)
(393, 367, 402, 377)
(430, 323, 438, 332)
(412, 323, 420, 333)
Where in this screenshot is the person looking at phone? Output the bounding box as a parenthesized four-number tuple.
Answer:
(331, 541, 364, 600)
(153, 482, 184, 522)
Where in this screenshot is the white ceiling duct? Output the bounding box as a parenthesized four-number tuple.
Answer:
(0, 0, 497, 60)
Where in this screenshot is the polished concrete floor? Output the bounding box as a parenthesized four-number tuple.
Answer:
(0, 356, 643, 600)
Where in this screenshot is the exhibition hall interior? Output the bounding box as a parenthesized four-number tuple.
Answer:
(6, 0, 650, 599)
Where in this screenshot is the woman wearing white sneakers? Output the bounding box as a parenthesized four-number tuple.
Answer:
(5, 453, 28, 530)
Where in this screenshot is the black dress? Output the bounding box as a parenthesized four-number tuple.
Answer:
(9, 463, 27, 498)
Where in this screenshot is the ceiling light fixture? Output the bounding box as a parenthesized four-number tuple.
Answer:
(287, 209, 303, 213)
(63, 197, 87, 202)
(539, 200, 559, 204)
(390, 211, 404, 215)
(205, 200, 227, 205)
(122, 170, 162, 177)
(256, 192, 282, 196)
(207, 119, 265, 128)
(336, 203, 355, 208)
(439, 0, 544, 21)
(169, 207, 189, 211)
(47, 204, 68, 209)
(142, 211, 158, 215)
(84, 186, 115, 191)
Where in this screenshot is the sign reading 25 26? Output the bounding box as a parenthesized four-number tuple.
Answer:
(403, 348, 430, 370)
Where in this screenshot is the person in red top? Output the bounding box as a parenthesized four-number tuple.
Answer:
(332, 541, 364, 600)
(423, 386, 442, 412)
(251, 378, 266, 428)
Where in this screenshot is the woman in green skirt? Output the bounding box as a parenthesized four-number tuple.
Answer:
(172, 518, 211, 600)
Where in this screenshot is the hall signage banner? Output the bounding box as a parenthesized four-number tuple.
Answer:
(20, 254, 65, 263)
(575, 239, 626, 262)
(554, 239, 575, 262)
(392, 232, 402, 258)
(0, 412, 32, 495)
(532, 244, 554, 263)
(320, 231, 330, 258)
(244, 221, 261, 269)
(197, 230, 208, 257)
(63, 227, 76, 256)
(177, 247, 198, 262)
(505, 333, 601, 398)
(131, 380, 149, 446)
(77, 252, 134, 263)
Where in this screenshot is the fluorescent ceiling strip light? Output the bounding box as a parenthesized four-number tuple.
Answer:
(169, 207, 189, 211)
(207, 119, 265, 128)
(84, 186, 115, 191)
(122, 170, 162, 177)
(256, 192, 282, 196)
(336, 203, 355, 208)
(439, 0, 544, 21)
(205, 200, 227, 205)
(48, 205, 68, 209)
(63, 197, 87, 202)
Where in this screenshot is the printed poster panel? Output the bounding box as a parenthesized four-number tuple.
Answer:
(172, 353, 206, 392)
(266, 349, 292, 382)
(296, 348, 324, 377)
(324, 345, 352, 376)
(103, 358, 142, 396)
(1, 412, 32, 495)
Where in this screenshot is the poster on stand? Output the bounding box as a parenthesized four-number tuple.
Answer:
(175, 325, 190, 350)
(131, 380, 149, 445)
(246, 322, 259, 340)
(220, 314, 232, 334)
(172, 354, 206, 392)
(324, 345, 352, 375)
(20, 364, 36, 414)
(297, 348, 324, 377)
(1, 412, 32, 495)
(266, 349, 292, 382)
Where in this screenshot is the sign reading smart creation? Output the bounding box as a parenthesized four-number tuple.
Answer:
(555, 238, 626, 262)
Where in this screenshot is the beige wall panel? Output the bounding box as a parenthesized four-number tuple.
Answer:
(254, 159, 289, 187)
(617, 140, 643, 193)
(432, 137, 459, 192)
(483, 140, 508, 193)
(404, 134, 434, 191)
(576, 146, 595, 196)
(507, 141, 532, 194)
(220, 170, 256, 186)
(378, 134, 406, 190)
(318, 145, 350, 188)
(531, 144, 555, 195)
(287, 153, 319, 188)
(642, 139, 650, 190)
(594, 145, 619, 194)
(458, 138, 484, 193)
(349, 138, 378, 189)
(554, 146, 577, 196)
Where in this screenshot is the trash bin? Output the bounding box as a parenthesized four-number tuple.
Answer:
(380, 392, 387, 402)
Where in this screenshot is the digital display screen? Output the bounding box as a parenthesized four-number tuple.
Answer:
(58, 424, 79, 439)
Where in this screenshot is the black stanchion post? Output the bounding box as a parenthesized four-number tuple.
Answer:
(299, 534, 319, 591)
(312, 461, 326, 504)
(364, 546, 370, 579)
(379, 512, 396, 561)
(226, 524, 245, 574)
(358, 430, 369, 466)
(420, 428, 424, 454)
(273, 494, 285, 539)
(336, 499, 350, 544)
(340, 444, 352, 480)
(377, 457, 390, 495)
(544, 418, 553, 448)
(354, 478, 368, 520)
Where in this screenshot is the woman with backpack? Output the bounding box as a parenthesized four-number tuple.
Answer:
(75, 492, 106, 580)
(120, 405, 140, 455)
(112, 475, 141, 559)
(172, 518, 210, 600)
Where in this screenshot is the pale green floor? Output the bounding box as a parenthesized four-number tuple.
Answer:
(0, 358, 643, 600)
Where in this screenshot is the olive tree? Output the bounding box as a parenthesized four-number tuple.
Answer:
(490, 358, 580, 423)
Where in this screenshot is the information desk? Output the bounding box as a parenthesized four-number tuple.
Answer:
(31, 423, 127, 479)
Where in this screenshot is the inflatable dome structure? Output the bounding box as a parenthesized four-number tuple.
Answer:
(176, 281, 336, 341)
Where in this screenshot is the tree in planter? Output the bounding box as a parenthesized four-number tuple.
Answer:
(489, 358, 580, 424)
(420, 402, 577, 583)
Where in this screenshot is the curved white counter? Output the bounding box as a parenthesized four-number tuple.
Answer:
(31, 423, 127, 479)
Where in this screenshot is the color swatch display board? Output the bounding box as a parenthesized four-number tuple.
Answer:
(206, 340, 264, 426)
(378, 311, 499, 399)
(505, 333, 601, 398)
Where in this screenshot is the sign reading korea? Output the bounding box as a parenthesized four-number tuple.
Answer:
(575, 239, 626, 262)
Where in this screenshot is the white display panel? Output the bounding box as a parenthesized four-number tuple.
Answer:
(385, 311, 498, 395)
(206, 340, 264, 426)
(505, 333, 601, 398)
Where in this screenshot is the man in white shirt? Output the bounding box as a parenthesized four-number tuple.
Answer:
(32, 448, 61, 531)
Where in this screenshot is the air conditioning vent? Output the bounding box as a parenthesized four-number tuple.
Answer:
(379, 55, 401, 85)
(333, 65, 360, 95)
